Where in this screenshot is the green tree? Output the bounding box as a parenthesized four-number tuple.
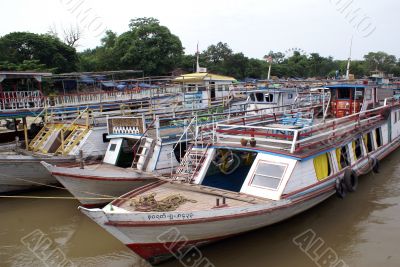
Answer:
(114, 17, 184, 75)
(0, 32, 77, 73)
(363, 51, 397, 74)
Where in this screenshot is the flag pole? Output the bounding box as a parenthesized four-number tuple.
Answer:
(196, 42, 200, 73)
(267, 61, 272, 80)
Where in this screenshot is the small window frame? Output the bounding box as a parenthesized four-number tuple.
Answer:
(109, 143, 117, 152)
(249, 161, 288, 191)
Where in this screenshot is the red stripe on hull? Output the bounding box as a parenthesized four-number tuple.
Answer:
(126, 236, 225, 264)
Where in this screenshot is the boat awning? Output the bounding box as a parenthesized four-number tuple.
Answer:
(101, 81, 117, 88)
(0, 71, 52, 83)
(325, 84, 366, 89)
(173, 72, 237, 83)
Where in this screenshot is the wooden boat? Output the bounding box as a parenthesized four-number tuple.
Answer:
(80, 83, 400, 264)
(0, 111, 109, 193)
(42, 90, 328, 207)
(41, 115, 198, 207)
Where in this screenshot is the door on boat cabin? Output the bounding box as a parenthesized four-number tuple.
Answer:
(210, 82, 216, 101)
(332, 87, 363, 118)
(115, 138, 138, 168)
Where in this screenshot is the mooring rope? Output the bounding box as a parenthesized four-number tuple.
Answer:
(0, 195, 117, 200)
(14, 177, 117, 199)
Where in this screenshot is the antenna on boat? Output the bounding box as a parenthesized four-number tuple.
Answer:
(196, 42, 200, 73)
(345, 36, 353, 80)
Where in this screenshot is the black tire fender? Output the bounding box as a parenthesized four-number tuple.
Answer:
(343, 168, 358, 192)
(371, 157, 380, 173)
(336, 179, 347, 199)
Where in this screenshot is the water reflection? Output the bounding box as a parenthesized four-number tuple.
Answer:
(1, 149, 400, 267)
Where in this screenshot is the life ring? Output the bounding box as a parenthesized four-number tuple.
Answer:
(212, 150, 240, 175)
(343, 168, 358, 192)
(335, 179, 347, 199)
(371, 157, 380, 173)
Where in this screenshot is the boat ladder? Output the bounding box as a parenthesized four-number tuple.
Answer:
(55, 125, 90, 155)
(132, 137, 156, 171)
(28, 124, 62, 152)
(173, 143, 210, 183)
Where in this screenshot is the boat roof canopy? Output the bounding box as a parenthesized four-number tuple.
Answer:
(173, 72, 237, 83)
(0, 71, 52, 82)
(246, 89, 297, 94)
(325, 84, 366, 89)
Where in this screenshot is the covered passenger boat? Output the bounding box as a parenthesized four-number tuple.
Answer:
(80, 83, 400, 264)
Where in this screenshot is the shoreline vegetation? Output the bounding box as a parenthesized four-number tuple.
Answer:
(1, 17, 399, 80)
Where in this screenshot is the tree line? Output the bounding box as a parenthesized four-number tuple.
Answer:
(0, 17, 400, 80)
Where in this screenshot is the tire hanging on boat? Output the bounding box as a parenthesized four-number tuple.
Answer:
(343, 168, 358, 192)
(335, 178, 347, 199)
(371, 157, 380, 173)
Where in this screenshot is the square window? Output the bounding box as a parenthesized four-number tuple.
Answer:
(250, 162, 286, 190)
(109, 144, 117, 151)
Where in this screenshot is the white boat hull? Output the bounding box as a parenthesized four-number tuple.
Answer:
(0, 155, 74, 193)
(81, 188, 334, 263)
(43, 163, 158, 207)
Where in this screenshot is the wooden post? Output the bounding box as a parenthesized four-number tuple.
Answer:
(15, 136, 19, 149)
(60, 129, 65, 155)
(79, 150, 84, 169)
(22, 117, 29, 150)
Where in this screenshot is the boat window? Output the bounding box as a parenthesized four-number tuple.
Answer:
(354, 89, 364, 101)
(250, 93, 256, 102)
(336, 145, 350, 170)
(109, 144, 117, 151)
(365, 88, 372, 100)
(264, 93, 274, 103)
(313, 153, 332, 181)
(256, 93, 264, 102)
(375, 128, 383, 147)
(337, 88, 351, 100)
(364, 132, 374, 153)
(288, 93, 293, 99)
(250, 162, 287, 190)
(352, 138, 363, 160)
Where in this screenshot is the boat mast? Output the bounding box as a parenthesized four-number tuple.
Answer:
(346, 36, 353, 80)
(267, 55, 272, 80)
(196, 42, 200, 73)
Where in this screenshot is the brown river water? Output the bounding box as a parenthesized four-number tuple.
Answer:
(1, 148, 400, 267)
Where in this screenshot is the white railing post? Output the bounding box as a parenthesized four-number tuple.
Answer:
(290, 130, 299, 153)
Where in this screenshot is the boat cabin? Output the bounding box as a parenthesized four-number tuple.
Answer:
(246, 89, 297, 113)
(103, 116, 194, 173)
(173, 72, 237, 109)
(327, 84, 393, 118)
(174, 97, 398, 201)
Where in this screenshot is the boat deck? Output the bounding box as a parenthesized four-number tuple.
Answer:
(117, 182, 264, 213)
(215, 105, 388, 157)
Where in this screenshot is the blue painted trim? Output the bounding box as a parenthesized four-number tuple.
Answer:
(209, 145, 302, 160)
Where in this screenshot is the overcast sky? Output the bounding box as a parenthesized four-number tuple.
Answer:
(2, 0, 399, 60)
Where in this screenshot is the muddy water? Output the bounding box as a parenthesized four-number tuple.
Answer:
(1, 149, 400, 267)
